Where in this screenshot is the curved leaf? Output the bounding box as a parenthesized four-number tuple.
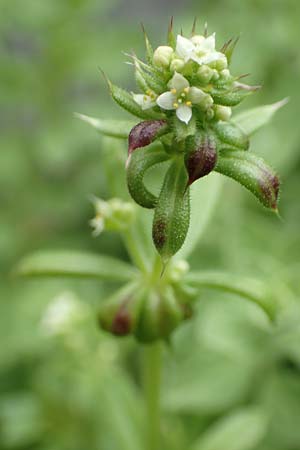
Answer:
(185, 271, 275, 319)
(16, 250, 137, 281)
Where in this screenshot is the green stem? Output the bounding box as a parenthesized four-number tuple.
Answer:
(142, 342, 163, 450)
(122, 227, 148, 274)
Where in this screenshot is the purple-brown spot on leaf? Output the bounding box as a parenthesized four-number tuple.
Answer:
(128, 119, 168, 156)
(185, 134, 217, 186)
(111, 300, 132, 336)
(152, 218, 167, 250)
(258, 171, 280, 210)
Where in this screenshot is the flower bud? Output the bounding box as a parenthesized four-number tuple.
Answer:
(98, 284, 144, 337)
(215, 54, 228, 71)
(215, 150, 280, 210)
(134, 287, 184, 343)
(152, 159, 190, 260)
(213, 121, 249, 150)
(127, 144, 170, 209)
(214, 105, 232, 121)
(184, 132, 217, 186)
(197, 65, 214, 84)
(128, 120, 169, 156)
(153, 45, 174, 68)
(170, 58, 185, 72)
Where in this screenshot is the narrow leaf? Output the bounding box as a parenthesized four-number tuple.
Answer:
(75, 113, 136, 139)
(232, 98, 288, 136)
(176, 173, 222, 260)
(127, 144, 170, 209)
(16, 250, 137, 281)
(152, 158, 190, 261)
(185, 271, 275, 319)
(215, 150, 280, 211)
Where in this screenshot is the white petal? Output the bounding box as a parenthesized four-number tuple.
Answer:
(90, 217, 104, 236)
(201, 51, 222, 64)
(202, 33, 216, 51)
(176, 35, 194, 60)
(168, 72, 190, 91)
(189, 87, 206, 104)
(132, 94, 155, 110)
(191, 35, 205, 46)
(156, 92, 176, 110)
(176, 105, 192, 124)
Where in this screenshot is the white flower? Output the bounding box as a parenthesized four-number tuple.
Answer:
(156, 72, 212, 124)
(40, 291, 86, 336)
(90, 197, 135, 236)
(132, 91, 156, 110)
(176, 33, 227, 67)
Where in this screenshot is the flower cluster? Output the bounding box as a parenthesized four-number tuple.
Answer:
(105, 20, 280, 263)
(133, 31, 232, 124)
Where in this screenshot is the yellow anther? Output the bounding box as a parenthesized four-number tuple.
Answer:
(178, 98, 183, 104)
(184, 87, 190, 93)
(170, 88, 177, 94)
(181, 92, 186, 98)
(173, 102, 179, 109)
(186, 101, 192, 107)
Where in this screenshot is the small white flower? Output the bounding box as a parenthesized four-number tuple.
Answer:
(176, 33, 227, 67)
(156, 72, 211, 124)
(40, 291, 86, 336)
(132, 91, 156, 110)
(90, 214, 105, 236)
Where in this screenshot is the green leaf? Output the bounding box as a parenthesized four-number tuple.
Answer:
(75, 113, 136, 139)
(16, 250, 137, 281)
(176, 173, 222, 260)
(185, 271, 275, 319)
(215, 150, 279, 211)
(232, 98, 288, 136)
(192, 407, 268, 450)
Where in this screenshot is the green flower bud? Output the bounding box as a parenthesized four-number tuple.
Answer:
(214, 105, 232, 121)
(153, 45, 174, 68)
(184, 132, 218, 186)
(213, 121, 249, 150)
(196, 65, 214, 84)
(134, 287, 184, 343)
(215, 150, 280, 210)
(98, 283, 144, 337)
(127, 145, 170, 209)
(215, 55, 228, 71)
(170, 58, 185, 72)
(152, 158, 190, 260)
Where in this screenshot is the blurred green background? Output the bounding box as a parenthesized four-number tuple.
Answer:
(1, 0, 300, 449)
